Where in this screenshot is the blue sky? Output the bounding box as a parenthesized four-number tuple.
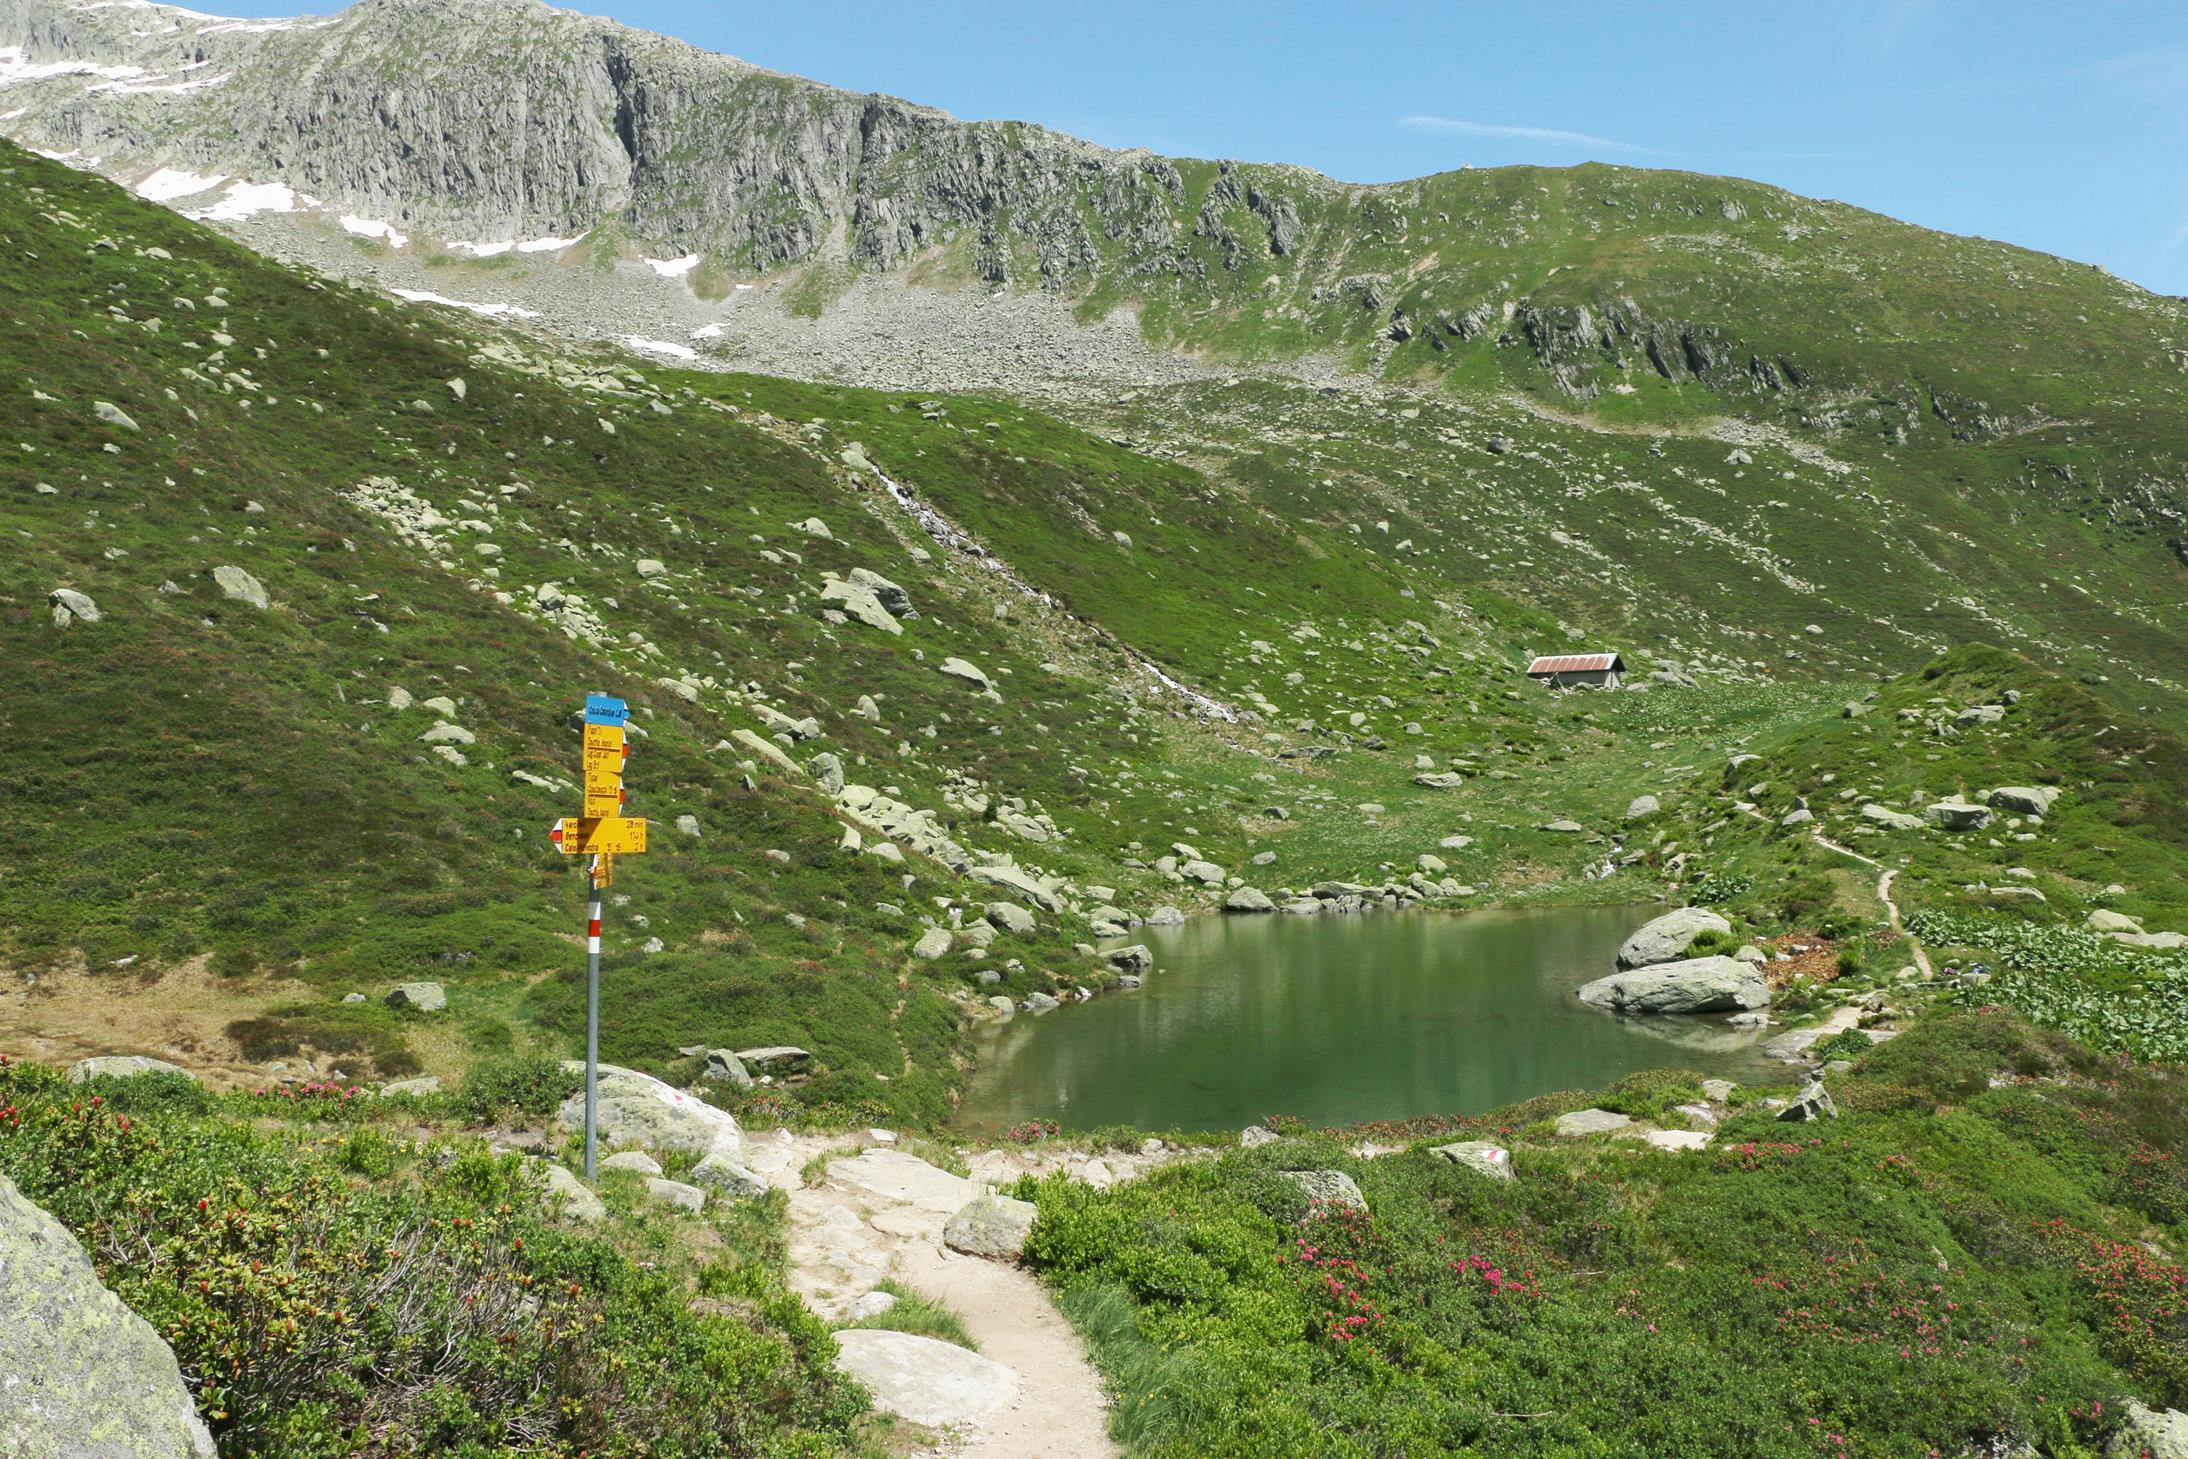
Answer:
(233, 1, 2188, 294)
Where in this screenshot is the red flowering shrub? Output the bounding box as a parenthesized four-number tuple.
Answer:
(2039, 1218, 2188, 1402)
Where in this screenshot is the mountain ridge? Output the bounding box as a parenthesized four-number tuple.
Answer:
(7, 0, 2184, 420)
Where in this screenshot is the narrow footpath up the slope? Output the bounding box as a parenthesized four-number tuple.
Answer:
(742, 1131, 1161, 1457)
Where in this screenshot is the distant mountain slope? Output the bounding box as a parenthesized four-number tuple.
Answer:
(4, 0, 2187, 479)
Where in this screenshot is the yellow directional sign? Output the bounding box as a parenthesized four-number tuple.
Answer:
(553, 816, 647, 855)
(591, 852, 615, 888)
(582, 723, 625, 816)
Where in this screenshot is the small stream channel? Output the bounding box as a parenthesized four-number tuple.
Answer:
(957, 906, 1779, 1134)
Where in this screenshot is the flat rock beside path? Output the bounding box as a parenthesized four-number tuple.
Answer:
(830, 1329, 1018, 1429)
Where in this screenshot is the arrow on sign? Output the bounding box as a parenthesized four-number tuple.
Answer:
(551, 817, 648, 855)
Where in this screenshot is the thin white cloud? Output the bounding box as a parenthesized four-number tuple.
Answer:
(1398, 115, 1647, 154)
(2079, 45, 2188, 98)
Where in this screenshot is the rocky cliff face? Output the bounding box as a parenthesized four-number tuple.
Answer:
(0, 0, 1209, 279)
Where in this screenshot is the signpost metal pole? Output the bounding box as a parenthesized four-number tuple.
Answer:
(583, 854, 602, 1180)
(554, 691, 643, 1188)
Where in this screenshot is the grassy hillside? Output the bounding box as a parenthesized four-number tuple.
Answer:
(3, 140, 2184, 1142)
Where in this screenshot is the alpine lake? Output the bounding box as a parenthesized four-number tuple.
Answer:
(957, 905, 1779, 1135)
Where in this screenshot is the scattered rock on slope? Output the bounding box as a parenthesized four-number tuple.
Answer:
(818, 574, 902, 634)
(67, 1054, 195, 1084)
(939, 657, 993, 690)
(1988, 786, 2060, 816)
(384, 981, 447, 1011)
(48, 587, 100, 626)
(1925, 800, 1992, 831)
(1283, 1169, 1367, 1210)
(210, 564, 268, 608)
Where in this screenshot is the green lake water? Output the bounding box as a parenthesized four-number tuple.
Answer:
(957, 906, 1778, 1134)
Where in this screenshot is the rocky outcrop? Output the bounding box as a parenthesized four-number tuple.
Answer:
(0, 1172, 217, 1458)
(1578, 956, 1770, 1015)
(2108, 1402, 2188, 1459)
(554, 1062, 743, 1160)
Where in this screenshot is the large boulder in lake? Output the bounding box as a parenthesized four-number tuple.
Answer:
(0, 1172, 217, 1458)
(1223, 887, 1276, 913)
(555, 1063, 742, 1161)
(1578, 956, 1770, 1015)
(1616, 908, 1731, 970)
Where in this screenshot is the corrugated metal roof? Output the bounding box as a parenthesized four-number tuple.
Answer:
(1526, 653, 1624, 675)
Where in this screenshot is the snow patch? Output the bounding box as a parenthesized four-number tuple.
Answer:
(623, 336, 697, 360)
(646, 253, 701, 278)
(187, 178, 316, 222)
(79, 1, 223, 18)
(446, 232, 587, 258)
(340, 213, 408, 249)
(0, 45, 147, 82)
(390, 288, 539, 320)
(194, 18, 303, 33)
(690, 323, 726, 340)
(134, 166, 226, 201)
(91, 71, 229, 94)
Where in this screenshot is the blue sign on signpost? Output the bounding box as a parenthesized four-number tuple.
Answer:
(583, 692, 629, 727)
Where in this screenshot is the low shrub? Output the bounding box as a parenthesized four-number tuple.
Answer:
(0, 1055, 864, 1457)
(1022, 1016, 2182, 1457)
(451, 1053, 583, 1123)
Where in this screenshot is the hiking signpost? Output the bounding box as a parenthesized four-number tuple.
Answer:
(550, 692, 646, 1179)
